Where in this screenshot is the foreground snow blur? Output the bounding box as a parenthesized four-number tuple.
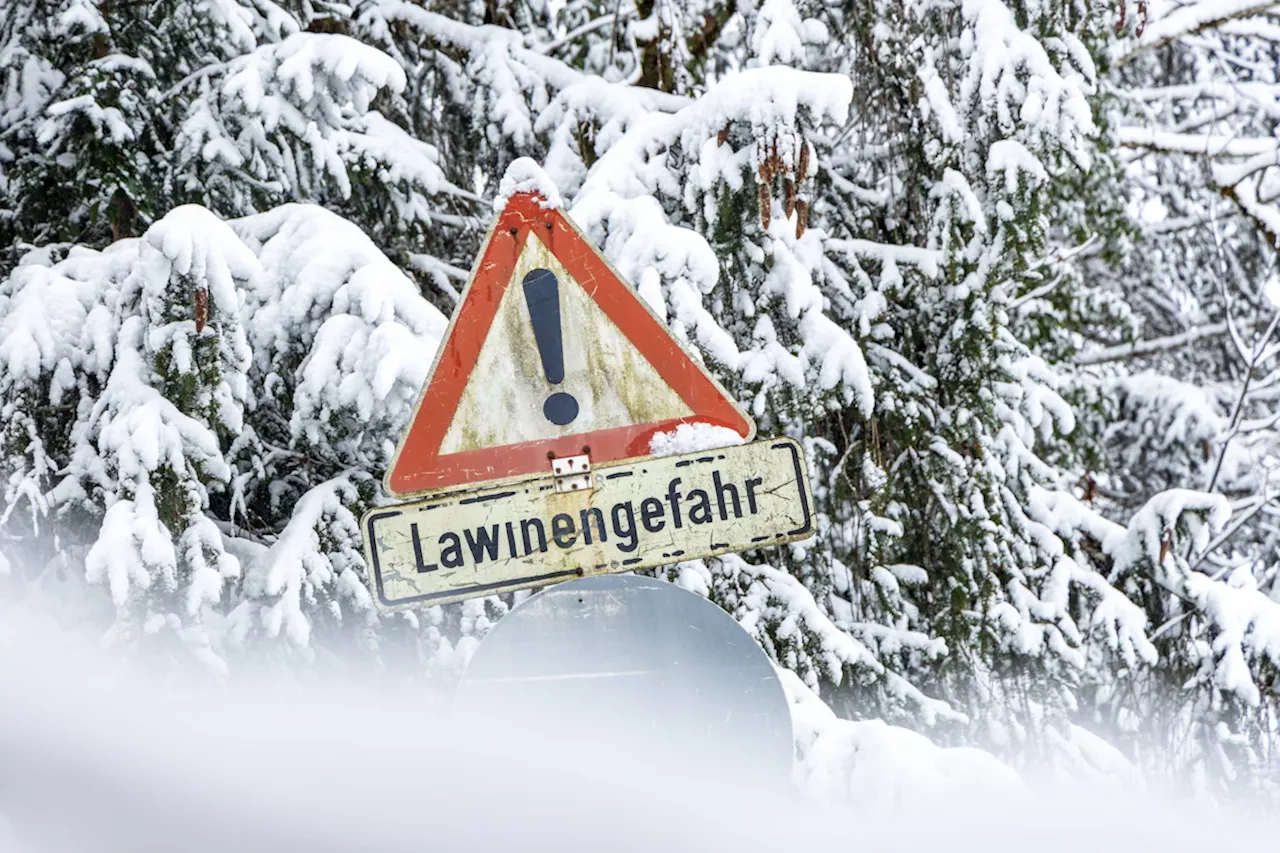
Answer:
(3, 600, 1279, 853)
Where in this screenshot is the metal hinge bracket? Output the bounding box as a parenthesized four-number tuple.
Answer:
(551, 454, 593, 494)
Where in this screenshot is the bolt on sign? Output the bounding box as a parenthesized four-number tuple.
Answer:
(365, 188, 816, 611)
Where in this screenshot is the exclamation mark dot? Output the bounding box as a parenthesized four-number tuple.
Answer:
(522, 268, 579, 425)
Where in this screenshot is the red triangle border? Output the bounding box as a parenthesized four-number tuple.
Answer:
(386, 192, 754, 496)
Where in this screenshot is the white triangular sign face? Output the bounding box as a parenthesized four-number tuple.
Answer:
(439, 234, 694, 454)
(387, 191, 754, 495)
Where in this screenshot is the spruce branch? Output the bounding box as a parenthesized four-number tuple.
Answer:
(1115, 0, 1277, 68)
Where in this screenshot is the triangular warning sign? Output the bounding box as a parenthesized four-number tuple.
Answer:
(387, 191, 755, 496)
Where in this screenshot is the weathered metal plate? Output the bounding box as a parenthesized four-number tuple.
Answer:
(385, 192, 755, 496)
(364, 437, 813, 610)
(453, 574, 795, 782)
(437, 233, 694, 455)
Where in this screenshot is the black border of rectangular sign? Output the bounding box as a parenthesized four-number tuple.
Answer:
(366, 437, 814, 610)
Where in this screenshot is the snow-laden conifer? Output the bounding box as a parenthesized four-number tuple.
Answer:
(2, 0, 1280, 796)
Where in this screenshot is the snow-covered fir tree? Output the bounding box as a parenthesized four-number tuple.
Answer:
(2, 0, 1279, 797)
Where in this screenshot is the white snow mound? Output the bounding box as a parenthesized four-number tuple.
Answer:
(779, 668, 1026, 809)
(495, 157, 562, 210)
(648, 422, 747, 456)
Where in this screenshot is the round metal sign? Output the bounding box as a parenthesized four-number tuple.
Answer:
(453, 574, 794, 781)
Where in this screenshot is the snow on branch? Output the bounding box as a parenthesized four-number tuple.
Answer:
(231, 204, 446, 460)
(1117, 125, 1280, 248)
(176, 31, 475, 225)
(961, 0, 1097, 167)
(827, 239, 942, 278)
(231, 476, 371, 650)
(0, 201, 449, 661)
(1182, 568, 1280, 707)
(1116, 0, 1279, 67)
(569, 65, 869, 412)
(1074, 322, 1231, 365)
(529, 5, 638, 55)
(1024, 484, 1280, 708)
(1220, 180, 1280, 251)
(371, 0, 687, 110)
(1118, 127, 1280, 158)
(715, 553, 961, 723)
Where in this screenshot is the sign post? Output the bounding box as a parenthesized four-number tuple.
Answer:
(365, 184, 815, 609)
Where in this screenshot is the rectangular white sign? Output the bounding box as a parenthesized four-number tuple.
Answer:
(364, 438, 814, 610)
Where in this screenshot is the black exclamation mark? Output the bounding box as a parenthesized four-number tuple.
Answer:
(522, 268, 579, 425)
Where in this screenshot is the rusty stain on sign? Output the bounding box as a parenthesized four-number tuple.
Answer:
(364, 438, 814, 611)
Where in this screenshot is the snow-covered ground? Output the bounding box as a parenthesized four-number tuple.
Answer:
(2, 598, 1277, 853)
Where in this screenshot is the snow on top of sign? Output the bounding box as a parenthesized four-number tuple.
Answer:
(648, 422, 745, 456)
(494, 157, 562, 210)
